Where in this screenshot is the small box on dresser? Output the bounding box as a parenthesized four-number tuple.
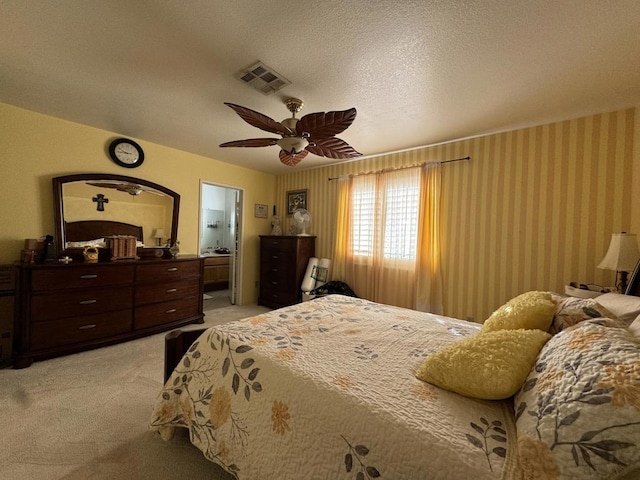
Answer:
(259, 235, 315, 309)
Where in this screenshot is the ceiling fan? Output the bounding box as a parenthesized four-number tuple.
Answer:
(86, 181, 163, 196)
(219, 98, 362, 167)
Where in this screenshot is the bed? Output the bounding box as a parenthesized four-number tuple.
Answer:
(64, 220, 143, 246)
(150, 293, 640, 479)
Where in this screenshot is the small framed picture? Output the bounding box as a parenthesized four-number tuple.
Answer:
(254, 203, 268, 218)
(286, 189, 308, 214)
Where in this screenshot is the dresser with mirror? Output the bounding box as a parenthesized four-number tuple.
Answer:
(13, 173, 204, 368)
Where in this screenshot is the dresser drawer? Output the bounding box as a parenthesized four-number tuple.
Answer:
(259, 287, 298, 307)
(30, 310, 132, 350)
(31, 286, 133, 321)
(135, 296, 200, 330)
(136, 277, 200, 306)
(261, 237, 299, 253)
(31, 265, 134, 291)
(260, 269, 297, 291)
(136, 261, 201, 283)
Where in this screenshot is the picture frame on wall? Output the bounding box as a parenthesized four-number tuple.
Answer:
(254, 203, 268, 218)
(286, 189, 307, 214)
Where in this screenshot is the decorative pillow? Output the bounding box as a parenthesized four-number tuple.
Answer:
(596, 292, 640, 324)
(549, 296, 619, 334)
(514, 320, 640, 480)
(482, 291, 556, 333)
(415, 329, 551, 400)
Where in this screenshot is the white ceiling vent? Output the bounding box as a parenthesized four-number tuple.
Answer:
(236, 61, 291, 95)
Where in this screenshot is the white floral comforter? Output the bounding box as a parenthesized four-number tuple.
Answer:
(150, 295, 521, 479)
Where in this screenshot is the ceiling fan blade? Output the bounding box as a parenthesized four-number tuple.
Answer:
(306, 137, 362, 159)
(224, 103, 292, 136)
(219, 138, 279, 148)
(296, 108, 357, 139)
(279, 149, 308, 167)
(87, 181, 120, 189)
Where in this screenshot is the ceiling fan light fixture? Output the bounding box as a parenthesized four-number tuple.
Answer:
(277, 136, 309, 154)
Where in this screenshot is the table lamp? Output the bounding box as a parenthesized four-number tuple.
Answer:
(153, 228, 166, 247)
(597, 232, 640, 293)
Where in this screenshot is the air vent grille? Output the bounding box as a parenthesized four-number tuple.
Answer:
(236, 61, 291, 95)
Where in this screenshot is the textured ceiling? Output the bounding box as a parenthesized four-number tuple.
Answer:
(1, 1, 639, 175)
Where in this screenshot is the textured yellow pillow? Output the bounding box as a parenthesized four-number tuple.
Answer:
(415, 329, 551, 400)
(482, 291, 556, 333)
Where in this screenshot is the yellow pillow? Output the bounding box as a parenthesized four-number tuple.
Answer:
(415, 329, 551, 400)
(482, 291, 555, 333)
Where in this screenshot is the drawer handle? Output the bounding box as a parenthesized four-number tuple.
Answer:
(166, 288, 178, 293)
(165, 308, 177, 314)
(79, 299, 97, 305)
(167, 267, 178, 272)
(271, 281, 278, 285)
(271, 268, 278, 272)
(80, 274, 98, 279)
(79, 324, 96, 330)
(271, 255, 279, 259)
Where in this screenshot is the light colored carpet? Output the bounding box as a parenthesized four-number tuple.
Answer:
(0, 303, 270, 480)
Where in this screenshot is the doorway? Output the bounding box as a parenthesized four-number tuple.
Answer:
(200, 181, 243, 309)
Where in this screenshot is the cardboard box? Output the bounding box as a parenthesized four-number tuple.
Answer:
(24, 238, 45, 250)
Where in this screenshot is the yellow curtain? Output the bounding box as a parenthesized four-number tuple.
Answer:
(332, 164, 442, 311)
(416, 163, 443, 313)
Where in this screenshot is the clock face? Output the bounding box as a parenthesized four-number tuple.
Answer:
(109, 138, 145, 168)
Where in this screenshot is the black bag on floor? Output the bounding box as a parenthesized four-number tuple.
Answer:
(309, 281, 358, 298)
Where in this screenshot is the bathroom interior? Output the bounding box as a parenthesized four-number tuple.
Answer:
(200, 183, 240, 306)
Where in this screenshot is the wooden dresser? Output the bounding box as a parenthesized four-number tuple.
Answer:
(13, 256, 204, 368)
(259, 235, 315, 309)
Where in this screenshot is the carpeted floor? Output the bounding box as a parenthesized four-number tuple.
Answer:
(0, 302, 270, 480)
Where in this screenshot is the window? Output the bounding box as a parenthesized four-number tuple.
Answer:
(351, 169, 420, 261)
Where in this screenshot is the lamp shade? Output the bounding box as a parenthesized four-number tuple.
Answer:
(597, 233, 640, 272)
(153, 228, 165, 239)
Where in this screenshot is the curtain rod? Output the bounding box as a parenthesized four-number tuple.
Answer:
(327, 156, 470, 181)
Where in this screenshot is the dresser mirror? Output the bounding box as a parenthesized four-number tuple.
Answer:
(52, 173, 180, 260)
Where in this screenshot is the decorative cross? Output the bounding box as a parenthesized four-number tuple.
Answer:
(92, 193, 109, 211)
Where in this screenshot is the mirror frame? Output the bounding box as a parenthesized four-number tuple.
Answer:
(52, 173, 180, 259)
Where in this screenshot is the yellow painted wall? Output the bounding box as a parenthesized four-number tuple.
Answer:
(3, 102, 637, 318)
(0, 102, 277, 304)
(275, 108, 638, 322)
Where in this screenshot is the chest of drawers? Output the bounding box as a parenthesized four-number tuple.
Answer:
(13, 257, 204, 368)
(259, 235, 315, 309)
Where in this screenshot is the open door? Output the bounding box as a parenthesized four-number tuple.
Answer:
(229, 189, 242, 305)
(200, 181, 243, 306)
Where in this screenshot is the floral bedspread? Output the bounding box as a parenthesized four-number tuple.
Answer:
(515, 318, 640, 479)
(150, 294, 520, 479)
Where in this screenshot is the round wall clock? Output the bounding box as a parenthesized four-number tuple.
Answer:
(108, 138, 145, 168)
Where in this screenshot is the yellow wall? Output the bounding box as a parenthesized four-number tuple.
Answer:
(0, 102, 277, 304)
(275, 108, 638, 321)
(3, 101, 638, 319)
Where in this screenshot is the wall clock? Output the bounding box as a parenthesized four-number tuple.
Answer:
(108, 138, 145, 168)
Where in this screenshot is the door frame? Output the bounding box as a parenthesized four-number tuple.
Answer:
(199, 180, 244, 305)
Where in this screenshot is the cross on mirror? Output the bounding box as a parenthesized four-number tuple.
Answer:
(92, 193, 109, 211)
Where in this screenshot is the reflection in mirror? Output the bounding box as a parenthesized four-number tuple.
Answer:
(53, 173, 180, 259)
(202, 209, 225, 250)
